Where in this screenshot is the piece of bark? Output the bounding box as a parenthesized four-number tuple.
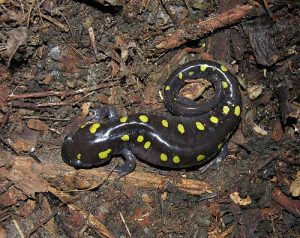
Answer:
(242, 16, 280, 66)
(208, 0, 243, 61)
(3, 156, 212, 196)
(146, 4, 256, 54)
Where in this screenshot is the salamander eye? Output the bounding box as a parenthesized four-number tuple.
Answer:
(64, 135, 73, 143)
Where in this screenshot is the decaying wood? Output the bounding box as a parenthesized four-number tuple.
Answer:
(5, 156, 212, 196)
(147, 4, 257, 53)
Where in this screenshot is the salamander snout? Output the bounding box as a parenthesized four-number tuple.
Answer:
(61, 134, 98, 169)
(61, 135, 76, 165)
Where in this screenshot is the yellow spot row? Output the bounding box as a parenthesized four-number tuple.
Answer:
(121, 134, 151, 150)
(158, 153, 207, 163)
(159, 154, 180, 163)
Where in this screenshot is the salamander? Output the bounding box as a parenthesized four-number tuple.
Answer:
(61, 60, 242, 177)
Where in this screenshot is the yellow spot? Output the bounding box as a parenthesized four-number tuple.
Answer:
(178, 72, 183, 79)
(234, 106, 241, 116)
(226, 133, 231, 139)
(222, 81, 228, 89)
(217, 143, 223, 150)
(77, 153, 81, 160)
(121, 135, 130, 141)
(80, 123, 87, 129)
(98, 148, 112, 159)
(137, 135, 144, 143)
(160, 153, 168, 162)
(200, 64, 208, 71)
(172, 155, 180, 164)
(188, 71, 194, 76)
(223, 106, 230, 115)
(210, 116, 219, 124)
(89, 123, 101, 134)
(144, 141, 151, 149)
(162, 119, 169, 128)
(177, 123, 185, 134)
(120, 116, 127, 123)
(165, 85, 170, 91)
(139, 115, 149, 123)
(197, 155, 205, 161)
(221, 65, 228, 72)
(195, 121, 205, 130)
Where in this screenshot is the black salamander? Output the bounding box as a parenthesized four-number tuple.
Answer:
(61, 60, 242, 177)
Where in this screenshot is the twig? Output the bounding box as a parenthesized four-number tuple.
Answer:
(22, 116, 71, 121)
(119, 212, 132, 238)
(13, 219, 25, 238)
(147, 4, 257, 53)
(8, 81, 113, 101)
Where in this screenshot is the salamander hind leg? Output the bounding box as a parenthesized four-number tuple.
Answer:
(115, 148, 137, 179)
(199, 144, 229, 173)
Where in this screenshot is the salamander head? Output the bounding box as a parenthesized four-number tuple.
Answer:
(61, 124, 114, 168)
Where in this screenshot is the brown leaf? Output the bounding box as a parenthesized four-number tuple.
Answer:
(0, 84, 9, 108)
(5, 158, 50, 197)
(27, 119, 49, 132)
(16, 199, 36, 217)
(0, 186, 27, 207)
(6, 27, 27, 65)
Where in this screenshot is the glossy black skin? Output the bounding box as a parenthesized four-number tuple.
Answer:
(61, 60, 242, 177)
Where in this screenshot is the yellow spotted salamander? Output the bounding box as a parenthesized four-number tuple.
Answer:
(62, 60, 241, 177)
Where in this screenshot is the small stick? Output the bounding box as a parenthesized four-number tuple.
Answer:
(119, 212, 132, 238)
(8, 81, 113, 101)
(13, 219, 25, 238)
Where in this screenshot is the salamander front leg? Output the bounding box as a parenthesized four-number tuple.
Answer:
(89, 105, 118, 121)
(115, 149, 137, 179)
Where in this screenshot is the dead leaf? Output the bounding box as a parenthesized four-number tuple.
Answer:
(272, 120, 283, 141)
(247, 84, 264, 100)
(0, 186, 27, 207)
(5, 158, 49, 197)
(230, 191, 252, 206)
(290, 171, 300, 197)
(59, 47, 81, 74)
(179, 79, 211, 100)
(81, 102, 91, 117)
(27, 119, 49, 132)
(0, 84, 9, 108)
(6, 27, 27, 65)
(253, 123, 268, 136)
(16, 199, 36, 217)
(7, 128, 38, 153)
